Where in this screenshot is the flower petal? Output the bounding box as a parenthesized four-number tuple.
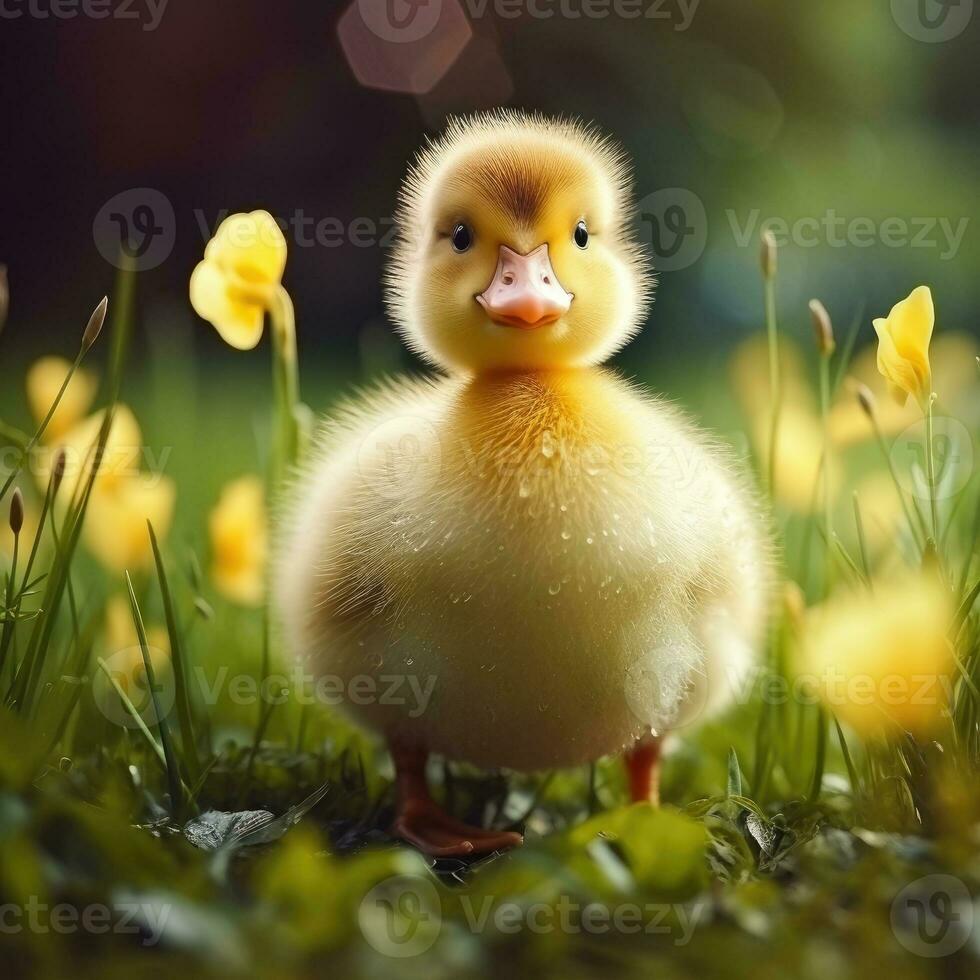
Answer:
(34, 404, 144, 501)
(84, 474, 177, 572)
(888, 285, 934, 359)
(873, 316, 919, 404)
(190, 260, 265, 350)
(209, 475, 267, 607)
(209, 210, 287, 287)
(25, 356, 97, 443)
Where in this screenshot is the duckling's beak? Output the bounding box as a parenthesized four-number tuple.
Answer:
(477, 243, 573, 330)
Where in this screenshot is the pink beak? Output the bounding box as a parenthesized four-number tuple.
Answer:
(477, 243, 573, 329)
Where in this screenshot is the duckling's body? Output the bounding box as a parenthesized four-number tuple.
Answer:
(279, 366, 765, 771)
(276, 111, 771, 854)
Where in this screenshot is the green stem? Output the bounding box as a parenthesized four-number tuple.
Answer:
(925, 396, 939, 546)
(268, 286, 300, 487)
(818, 353, 833, 594)
(764, 276, 781, 499)
(852, 491, 873, 589)
(870, 418, 927, 550)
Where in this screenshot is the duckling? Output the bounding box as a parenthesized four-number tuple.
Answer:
(275, 111, 771, 856)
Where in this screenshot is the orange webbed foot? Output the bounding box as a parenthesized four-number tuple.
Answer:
(392, 797, 524, 857)
(389, 737, 524, 857)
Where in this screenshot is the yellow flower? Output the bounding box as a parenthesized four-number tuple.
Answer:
(209, 476, 267, 606)
(731, 335, 838, 512)
(25, 356, 97, 444)
(830, 332, 976, 446)
(190, 210, 287, 350)
(799, 576, 954, 736)
(83, 474, 177, 573)
(872, 285, 934, 408)
(33, 404, 143, 502)
(853, 471, 904, 554)
(752, 404, 838, 513)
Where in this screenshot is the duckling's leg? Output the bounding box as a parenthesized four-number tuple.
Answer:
(623, 733, 662, 805)
(389, 739, 524, 856)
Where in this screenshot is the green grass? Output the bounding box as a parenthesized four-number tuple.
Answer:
(0, 266, 979, 979)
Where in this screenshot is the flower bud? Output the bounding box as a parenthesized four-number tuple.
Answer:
(854, 382, 877, 420)
(51, 446, 68, 495)
(760, 230, 777, 280)
(808, 299, 835, 357)
(9, 487, 24, 536)
(81, 296, 108, 353)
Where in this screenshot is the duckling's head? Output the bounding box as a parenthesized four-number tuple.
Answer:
(386, 111, 653, 375)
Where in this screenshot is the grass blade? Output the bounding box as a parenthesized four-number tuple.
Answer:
(147, 520, 201, 781)
(126, 571, 184, 816)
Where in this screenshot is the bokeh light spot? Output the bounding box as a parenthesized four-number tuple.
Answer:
(338, 0, 473, 96)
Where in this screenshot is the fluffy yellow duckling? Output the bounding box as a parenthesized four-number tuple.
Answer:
(276, 111, 771, 855)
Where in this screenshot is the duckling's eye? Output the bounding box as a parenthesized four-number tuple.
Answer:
(451, 223, 473, 253)
(574, 220, 589, 249)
